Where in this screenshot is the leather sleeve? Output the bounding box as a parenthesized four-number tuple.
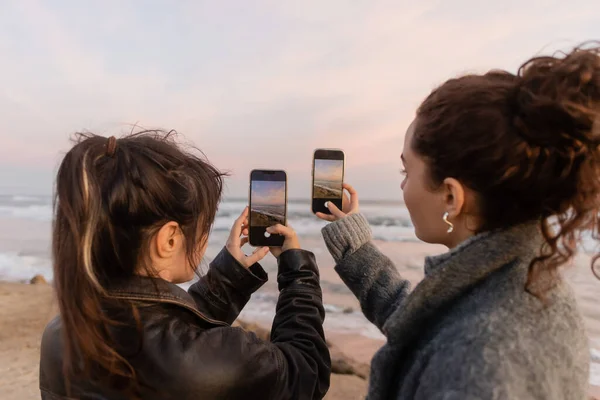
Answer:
(151, 249, 330, 400)
(188, 247, 268, 324)
(268, 249, 331, 399)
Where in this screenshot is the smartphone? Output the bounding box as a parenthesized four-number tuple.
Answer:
(249, 170, 287, 247)
(312, 149, 345, 215)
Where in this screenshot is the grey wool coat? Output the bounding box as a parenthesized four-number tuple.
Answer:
(322, 214, 589, 400)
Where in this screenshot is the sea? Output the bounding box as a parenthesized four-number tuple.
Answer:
(0, 195, 417, 281)
(0, 194, 598, 386)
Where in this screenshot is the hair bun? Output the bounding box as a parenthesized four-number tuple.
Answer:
(510, 44, 600, 152)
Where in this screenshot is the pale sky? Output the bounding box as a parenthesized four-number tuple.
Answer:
(251, 180, 286, 206)
(1, 1, 599, 199)
(315, 159, 343, 182)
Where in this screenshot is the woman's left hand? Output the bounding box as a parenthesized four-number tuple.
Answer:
(316, 183, 360, 222)
(226, 207, 269, 268)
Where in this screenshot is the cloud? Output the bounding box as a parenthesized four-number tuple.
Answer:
(251, 180, 286, 205)
(315, 159, 343, 181)
(0, 0, 599, 198)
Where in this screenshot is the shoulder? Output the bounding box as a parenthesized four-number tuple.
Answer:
(40, 315, 63, 364)
(448, 271, 588, 365)
(39, 316, 66, 392)
(137, 308, 282, 397)
(449, 262, 586, 341)
(418, 278, 588, 399)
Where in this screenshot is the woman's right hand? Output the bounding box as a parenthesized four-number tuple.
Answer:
(265, 224, 301, 258)
(226, 207, 270, 267)
(316, 183, 360, 222)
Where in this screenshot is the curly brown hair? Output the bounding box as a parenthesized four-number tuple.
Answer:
(412, 43, 600, 292)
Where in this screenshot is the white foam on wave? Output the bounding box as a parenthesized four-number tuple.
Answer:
(0, 252, 53, 282)
(11, 195, 45, 202)
(0, 204, 53, 221)
(212, 200, 419, 242)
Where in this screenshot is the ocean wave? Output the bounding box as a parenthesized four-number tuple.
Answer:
(11, 195, 46, 202)
(0, 205, 53, 221)
(1, 197, 596, 252)
(0, 252, 53, 282)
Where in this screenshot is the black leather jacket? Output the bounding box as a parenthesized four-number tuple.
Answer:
(40, 248, 331, 399)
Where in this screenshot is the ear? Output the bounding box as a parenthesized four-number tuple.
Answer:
(441, 177, 466, 218)
(154, 221, 182, 259)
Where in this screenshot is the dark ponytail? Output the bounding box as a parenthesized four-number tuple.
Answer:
(413, 42, 600, 292)
(53, 130, 226, 397)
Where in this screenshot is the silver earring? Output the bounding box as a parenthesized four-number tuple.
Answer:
(443, 212, 454, 233)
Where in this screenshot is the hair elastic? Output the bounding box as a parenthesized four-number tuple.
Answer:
(106, 136, 117, 157)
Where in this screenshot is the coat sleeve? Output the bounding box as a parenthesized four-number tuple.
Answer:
(188, 247, 268, 324)
(321, 213, 411, 331)
(155, 249, 330, 400)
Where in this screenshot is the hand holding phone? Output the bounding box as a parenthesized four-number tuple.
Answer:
(312, 149, 345, 215)
(249, 170, 287, 247)
(315, 183, 360, 222)
(265, 224, 300, 258)
(226, 207, 270, 267)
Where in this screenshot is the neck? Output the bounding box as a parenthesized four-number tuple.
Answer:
(136, 267, 177, 283)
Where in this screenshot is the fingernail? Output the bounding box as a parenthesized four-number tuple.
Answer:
(325, 202, 329, 208)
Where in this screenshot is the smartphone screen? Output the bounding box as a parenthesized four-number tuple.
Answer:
(312, 149, 345, 215)
(249, 170, 287, 247)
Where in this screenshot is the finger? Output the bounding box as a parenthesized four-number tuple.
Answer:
(240, 237, 249, 247)
(242, 228, 249, 236)
(315, 212, 336, 222)
(246, 246, 269, 265)
(326, 201, 346, 219)
(266, 224, 293, 237)
(342, 192, 351, 207)
(343, 183, 359, 210)
(229, 207, 249, 241)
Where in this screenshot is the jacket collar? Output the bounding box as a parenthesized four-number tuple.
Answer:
(106, 275, 227, 327)
(384, 221, 542, 343)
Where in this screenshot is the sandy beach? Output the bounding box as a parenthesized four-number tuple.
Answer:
(313, 184, 342, 199)
(250, 209, 285, 227)
(1, 236, 599, 398)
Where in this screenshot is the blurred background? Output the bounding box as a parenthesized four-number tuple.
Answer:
(0, 1, 599, 398)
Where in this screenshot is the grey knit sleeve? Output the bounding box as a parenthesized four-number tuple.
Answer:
(321, 214, 410, 331)
(321, 213, 372, 261)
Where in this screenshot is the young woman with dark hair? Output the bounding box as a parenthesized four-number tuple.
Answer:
(40, 131, 331, 400)
(318, 44, 600, 399)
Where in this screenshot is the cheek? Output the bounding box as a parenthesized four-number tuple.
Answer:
(400, 176, 407, 191)
(401, 178, 416, 214)
(402, 179, 440, 243)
